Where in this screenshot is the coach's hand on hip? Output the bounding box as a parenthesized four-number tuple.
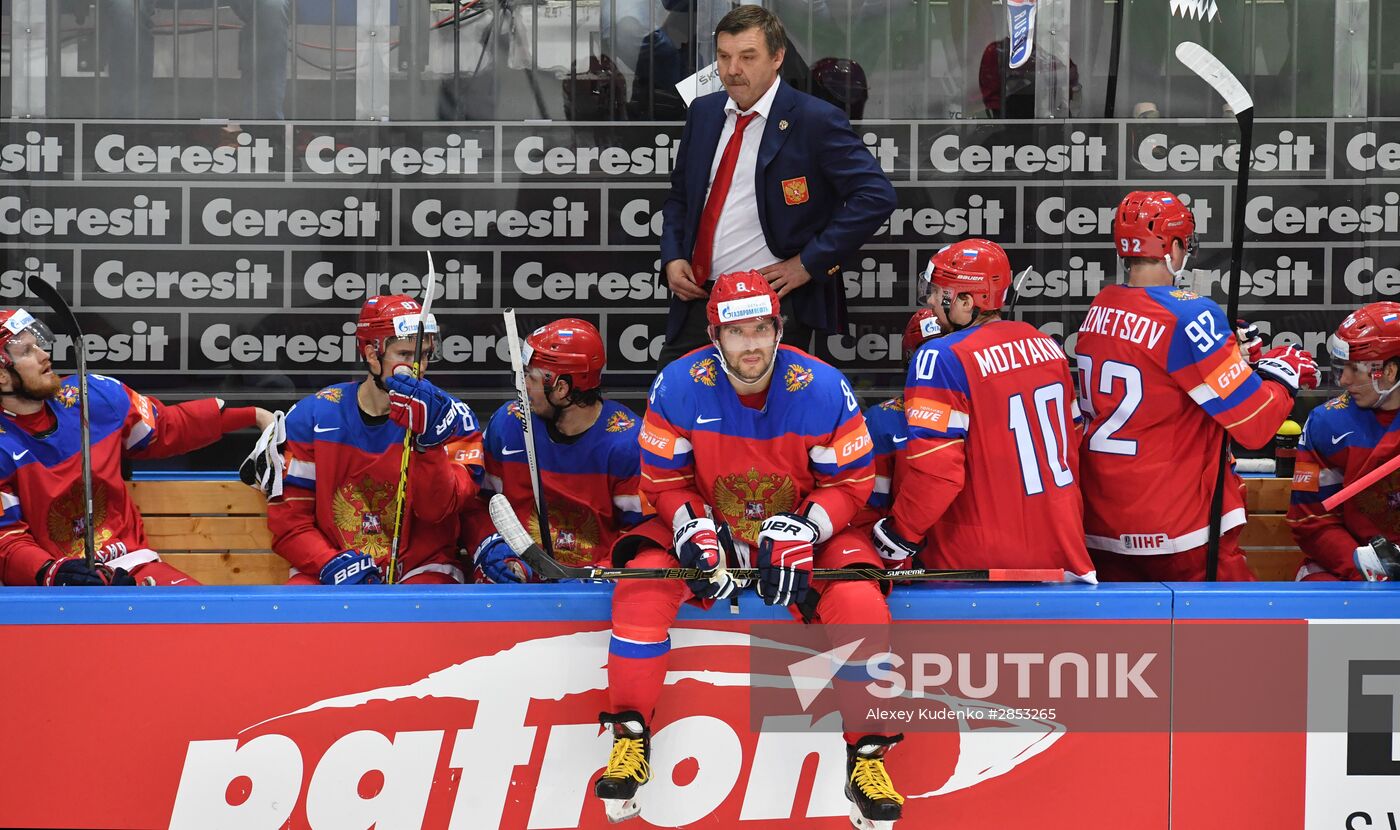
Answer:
(759, 256, 811, 298)
(665, 259, 709, 302)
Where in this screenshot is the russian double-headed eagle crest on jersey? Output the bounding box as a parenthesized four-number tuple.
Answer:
(528, 504, 601, 566)
(606, 410, 636, 433)
(55, 386, 80, 408)
(713, 467, 797, 542)
(508, 401, 528, 424)
(690, 358, 718, 386)
(332, 477, 394, 563)
(316, 387, 344, 403)
(1168, 289, 1200, 301)
(48, 480, 115, 556)
(1324, 393, 1350, 411)
(783, 364, 814, 393)
(879, 396, 905, 412)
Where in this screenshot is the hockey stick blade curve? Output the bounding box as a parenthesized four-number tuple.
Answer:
(25, 276, 82, 343)
(489, 493, 571, 580)
(1174, 42, 1253, 116)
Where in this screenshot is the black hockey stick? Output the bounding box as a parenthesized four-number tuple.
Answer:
(502, 308, 554, 559)
(488, 495, 1063, 583)
(1176, 42, 1255, 582)
(25, 276, 96, 568)
(386, 252, 439, 584)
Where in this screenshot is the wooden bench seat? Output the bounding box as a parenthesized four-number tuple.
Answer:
(126, 476, 1310, 585)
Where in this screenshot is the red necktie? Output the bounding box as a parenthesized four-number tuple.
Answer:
(690, 112, 758, 285)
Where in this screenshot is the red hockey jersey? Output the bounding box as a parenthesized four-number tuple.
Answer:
(890, 320, 1094, 579)
(639, 345, 873, 556)
(1287, 393, 1400, 580)
(1075, 284, 1292, 555)
(0, 374, 225, 584)
(269, 382, 484, 582)
(471, 399, 644, 570)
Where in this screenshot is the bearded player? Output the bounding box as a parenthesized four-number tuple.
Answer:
(853, 308, 940, 531)
(467, 319, 644, 583)
(594, 272, 904, 829)
(0, 307, 274, 586)
(1074, 191, 1318, 581)
(268, 295, 484, 586)
(869, 241, 1096, 582)
(1288, 303, 1400, 580)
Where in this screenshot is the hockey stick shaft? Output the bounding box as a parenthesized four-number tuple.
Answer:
(1322, 451, 1400, 513)
(489, 495, 1061, 583)
(502, 309, 554, 558)
(387, 252, 438, 584)
(26, 276, 96, 567)
(1176, 42, 1255, 583)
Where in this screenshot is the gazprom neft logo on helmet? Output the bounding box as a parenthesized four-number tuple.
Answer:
(392, 313, 438, 337)
(3, 309, 36, 335)
(717, 295, 773, 323)
(918, 316, 942, 339)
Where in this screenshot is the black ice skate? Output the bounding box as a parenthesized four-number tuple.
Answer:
(1355, 536, 1400, 582)
(594, 710, 651, 823)
(845, 734, 905, 830)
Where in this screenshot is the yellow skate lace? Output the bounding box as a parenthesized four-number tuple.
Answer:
(851, 757, 905, 805)
(604, 736, 651, 784)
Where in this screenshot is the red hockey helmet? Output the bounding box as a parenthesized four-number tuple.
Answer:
(901, 308, 942, 360)
(920, 239, 1012, 312)
(706, 271, 782, 332)
(1113, 191, 1197, 260)
(524, 318, 606, 392)
(356, 294, 439, 361)
(0, 308, 56, 368)
(1328, 302, 1400, 364)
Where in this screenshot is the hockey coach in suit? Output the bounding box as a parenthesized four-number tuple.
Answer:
(657, 4, 896, 366)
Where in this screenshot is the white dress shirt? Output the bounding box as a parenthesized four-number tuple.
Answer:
(703, 77, 783, 281)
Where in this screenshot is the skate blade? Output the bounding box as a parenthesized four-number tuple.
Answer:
(602, 797, 641, 824)
(849, 803, 896, 830)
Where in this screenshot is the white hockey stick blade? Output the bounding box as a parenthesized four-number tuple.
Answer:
(1174, 41, 1253, 115)
(490, 494, 535, 557)
(421, 251, 438, 319)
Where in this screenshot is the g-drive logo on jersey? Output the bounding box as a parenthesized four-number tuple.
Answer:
(168, 629, 1072, 829)
(717, 293, 774, 324)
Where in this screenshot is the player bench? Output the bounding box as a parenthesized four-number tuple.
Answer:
(128, 480, 285, 585)
(127, 477, 1308, 585)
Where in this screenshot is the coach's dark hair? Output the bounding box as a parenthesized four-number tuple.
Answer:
(714, 5, 786, 58)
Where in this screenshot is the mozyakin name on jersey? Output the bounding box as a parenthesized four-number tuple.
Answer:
(0, 257, 63, 297)
(91, 257, 274, 301)
(200, 321, 511, 365)
(410, 197, 589, 240)
(1246, 192, 1400, 235)
(0, 131, 64, 174)
(929, 130, 1109, 174)
(202, 196, 380, 238)
(302, 259, 483, 302)
(971, 336, 1068, 378)
(1136, 129, 1316, 173)
(0, 194, 171, 236)
(93, 133, 276, 175)
(303, 134, 483, 176)
(1036, 194, 1213, 237)
(1343, 131, 1400, 173)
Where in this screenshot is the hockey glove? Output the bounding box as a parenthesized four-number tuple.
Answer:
(472, 533, 533, 584)
(1234, 320, 1263, 365)
(1354, 536, 1400, 582)
(36, 556, 137, 587)
(756, 513, 820, 607)
(674, 513, 736, 601)
(319, 550, 383, 585)
(1255, 345, 1319, 396)
(384, 373, 474, 448)
(872, 517, 924, 567)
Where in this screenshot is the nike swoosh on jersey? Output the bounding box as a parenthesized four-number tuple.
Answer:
(11, 450, 29, 461)
(1332, 431, 1354, 445)
(313, 425, 339, 433)
(891, 436, 908, 444)
(501, 447, 525, 456)
(696, 415, 722, 424)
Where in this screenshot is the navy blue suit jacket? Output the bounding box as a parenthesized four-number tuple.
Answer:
(660, 80, 896, 340)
